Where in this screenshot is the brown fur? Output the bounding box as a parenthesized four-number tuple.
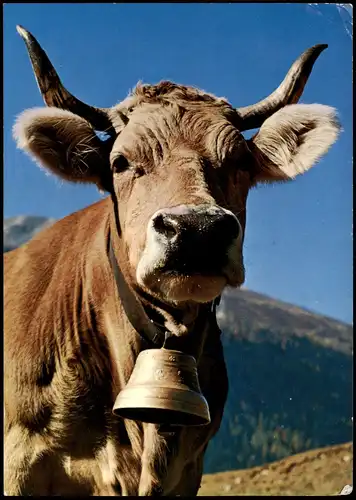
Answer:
(5, 79, 339, 495)
(4, 197, 227, 495)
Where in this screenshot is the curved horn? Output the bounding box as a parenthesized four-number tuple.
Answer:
(236, 44, 328, 131)
(16, 25, 115, 135)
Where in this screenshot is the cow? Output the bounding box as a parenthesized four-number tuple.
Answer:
(4, 25, 340, 496)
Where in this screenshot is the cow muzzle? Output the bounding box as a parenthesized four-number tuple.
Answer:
(136, 204, 245, 302)
(113, 348, 210, 426)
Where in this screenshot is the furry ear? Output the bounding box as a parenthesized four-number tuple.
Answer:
(13, 107, 113, 191)
(248, 104, 341, 183)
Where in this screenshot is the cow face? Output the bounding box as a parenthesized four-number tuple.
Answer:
(13, 28, 340, 305)
(108, 86, 251, 303)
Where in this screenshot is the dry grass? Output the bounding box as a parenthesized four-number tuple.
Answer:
(199, 442, 353, 496)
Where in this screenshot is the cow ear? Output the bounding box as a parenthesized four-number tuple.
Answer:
(247, 104, 340, 183)
(13, 107, 113, 192)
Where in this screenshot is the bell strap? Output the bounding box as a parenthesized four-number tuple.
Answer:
(109, 239, 165, 347)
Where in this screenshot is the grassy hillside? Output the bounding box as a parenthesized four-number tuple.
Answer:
(199, 442, 353, 496)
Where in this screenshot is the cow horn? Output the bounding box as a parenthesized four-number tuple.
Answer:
(16, 25, 115, 135)
(236, 44, 328, 131)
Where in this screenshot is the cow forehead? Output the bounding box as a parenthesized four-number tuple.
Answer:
(111, 107, 244, 165)
(110, 99, 243, 161)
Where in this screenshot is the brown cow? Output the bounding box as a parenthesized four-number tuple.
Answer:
(4, 26, 340, 496)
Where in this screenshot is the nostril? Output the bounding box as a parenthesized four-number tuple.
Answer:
(152, 214, 178, 240)
(224, 214, 240, 240)
(215, 212, 240, 241)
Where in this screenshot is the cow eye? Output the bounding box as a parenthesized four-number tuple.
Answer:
(112, 155, 129, 173)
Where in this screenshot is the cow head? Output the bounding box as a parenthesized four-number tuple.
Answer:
(13, 27, 340, 306)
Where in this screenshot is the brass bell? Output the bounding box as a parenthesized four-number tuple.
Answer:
(113, 349, 211, 426)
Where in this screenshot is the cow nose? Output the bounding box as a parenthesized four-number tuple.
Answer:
(151, 204, 240, 243)
(152, 213, 180, 241)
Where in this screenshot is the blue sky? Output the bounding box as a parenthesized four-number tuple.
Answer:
(4, 4, 352, 324)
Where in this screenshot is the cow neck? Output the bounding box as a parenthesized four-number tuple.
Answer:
(108, 239, 165, 347)
(108, 238, 221, 350)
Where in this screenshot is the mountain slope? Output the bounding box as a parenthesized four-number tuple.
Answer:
(199, 442, 353, 496)
(205, 332, 352, 472)
(4, 215, 55, 253)
(218, 287, 352, 355)
(3, 216, 353, 473)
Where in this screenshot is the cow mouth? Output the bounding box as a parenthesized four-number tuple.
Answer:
(136, 266, 244, 304)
